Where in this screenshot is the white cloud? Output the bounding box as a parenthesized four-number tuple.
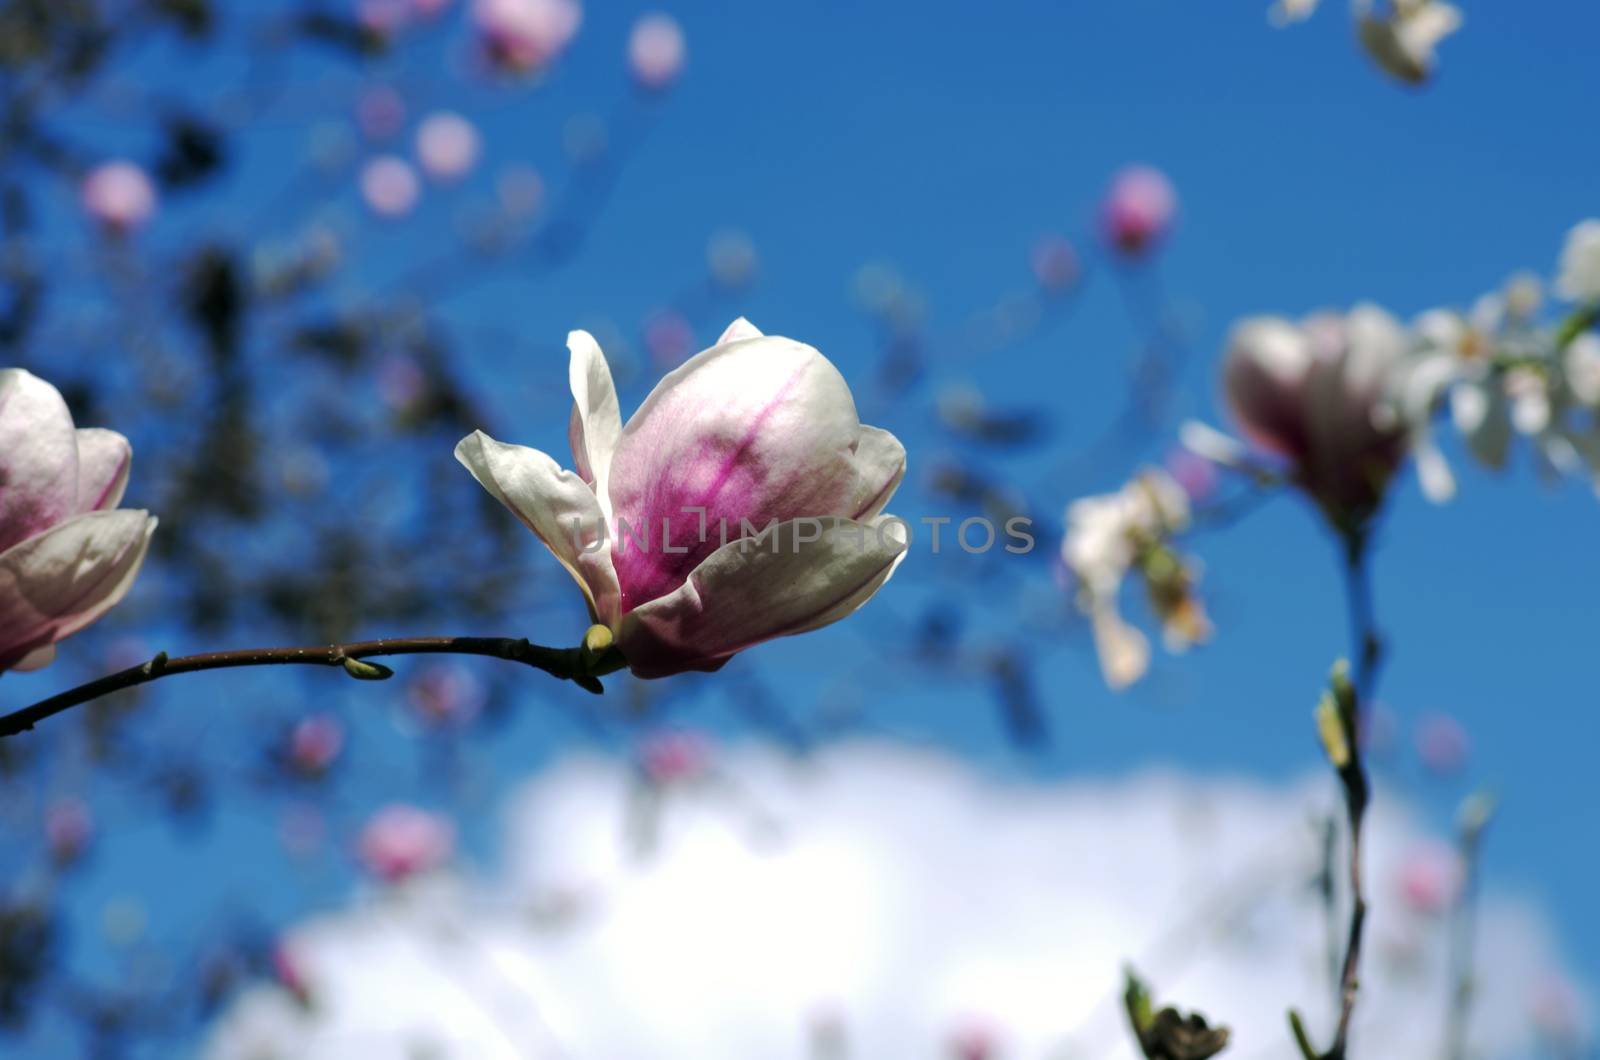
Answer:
(204, 743, 1588, 1060)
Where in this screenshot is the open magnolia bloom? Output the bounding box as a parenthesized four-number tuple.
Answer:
(0, 369, 157, 674)
(1218, 305, 1411, 533)
(456, 320, 907, 678)
(1062, 469, 1209, 691)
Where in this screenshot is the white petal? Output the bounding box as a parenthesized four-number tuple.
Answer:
(1413, 432, 1457, 503)
(565, 330, 622, 515)
(0, 509, 156, 666)
(1089, 603, 1150, 691)
(1178, 420, 1250, 469)
(717, 317, 764, 344)
(75, 428, 132, 513)
(617, 515, 907, 678)
(454, 431, 622, 626)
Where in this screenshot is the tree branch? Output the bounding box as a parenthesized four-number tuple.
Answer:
(0, 630, 626, 739)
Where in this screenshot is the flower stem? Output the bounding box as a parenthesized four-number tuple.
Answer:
(1326, 528, 1381, 1060)
(0, 634, 620, 739)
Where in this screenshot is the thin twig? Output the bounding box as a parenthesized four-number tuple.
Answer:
(0, 634, 620, 739)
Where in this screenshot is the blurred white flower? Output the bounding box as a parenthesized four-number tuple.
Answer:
(204, 746, 1592, 1060)
(415, 112, 482, 183)
(1356, 0, 1461, 84)
(628, 14, 686, 91)
(1268, 0, 1320, 26)
(1564, 333, 1600, 407)
(360, 155, 421, 218)
(1062, 469, 1208, 690)
(1557, 219, 1600, 303)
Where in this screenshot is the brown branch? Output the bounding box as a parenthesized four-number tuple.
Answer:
(0, 631, 625, 739)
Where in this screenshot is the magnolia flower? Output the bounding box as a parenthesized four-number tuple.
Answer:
(627, 14, 686, 91)
(1557, 219, 1600, 304)
(1061, 469, 1208, 691)
(455, 320, 908, 678)
(472, 0, 581, 73)
(1221, 305, 1410, 530)
(80, 161, 157, 234)
(0, 370, 156, 675)
(356, 804, 455, 883)
(1356, 0, 1462, 85)
(1100, 166, 1176, 256)
(359, 156, 420, 218)
(414, 111, 481, 182)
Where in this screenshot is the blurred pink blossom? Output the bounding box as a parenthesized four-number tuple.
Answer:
(948, 1021, 1002, 1060)
(376, 354, 427, 413)
(1415, 711, 1469, 775)
(628, 13, 686, 91)
(357, 804, 455, 882)
(496, 163, 545, 219)
(407, 662, 487, 726)
(44, 797, 94, 865)
(357, 0, 410, 34)
(1395, 841, 1461, 915)
(415, 111, 482, 182)
(1530, 970, 1587, 1047)
(1029, 234, 1080, 292)
(272, 941, 313, 1007)
(1164, 445, 1218, 503)
(355, 85, 407, 142)
(80, 161, 157, 233)
(288, 714, 345, 776)
(473, 0, 581, 73)
(1100, 165, 1176, 256)
(359, 155, 421, 218)
(643, 308, 695, 367)
(640, 732, 710, 785)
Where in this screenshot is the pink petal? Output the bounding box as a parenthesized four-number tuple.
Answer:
(0, 370, 80, 553)
(74, 428, 132, 513)
(605, 335, 905, 612)
(618, 516, 906, 677)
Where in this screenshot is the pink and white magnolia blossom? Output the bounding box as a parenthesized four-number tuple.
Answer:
(455, 319, 907, 678)
(0, 370, 156, 675)
(472, 0, 581, 73)
(627, 14, 686, 91)
(80, 161, 157, 234)
(1221, 305, 1411, 529)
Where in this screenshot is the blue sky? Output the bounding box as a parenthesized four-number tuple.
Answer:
(8, 0, 1600, 1053)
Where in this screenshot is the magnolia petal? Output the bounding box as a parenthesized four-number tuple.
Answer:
(1179, 420, 1251, 469)
(566, 330, 622, 513)
(454, 431, 621, 625)
(717, 317, 763, 344)
(0, 509, 155, 667)
(11, 643, 56, 672)
(606, 334, 903, 611)
(617, 515, 907, 678)
(1222, 316, 1314, 461)
(74, 428, 133, 513)
(1413, 431, 1457, 503)
(1089, 603, 1150, 691)
(0, 369, 80, 554)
